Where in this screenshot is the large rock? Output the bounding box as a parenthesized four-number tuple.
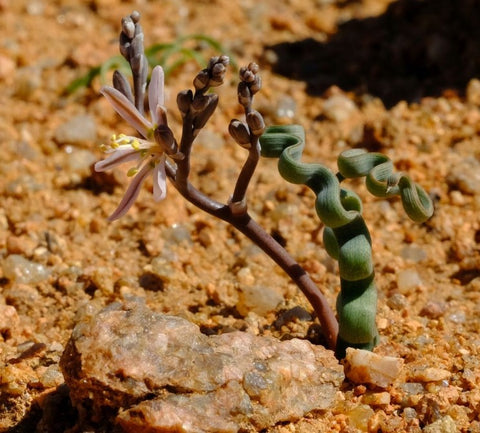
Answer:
(60, 299, 344, 432)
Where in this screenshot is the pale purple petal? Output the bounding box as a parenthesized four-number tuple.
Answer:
(148, 66, 165, 125)
(152, 156, 167, 201)
(101, 86, 152, 138)
(108, 163, 153, 221)
(94, 148, 139, 172)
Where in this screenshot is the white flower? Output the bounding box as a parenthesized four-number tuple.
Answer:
(96, 66, 173, 221)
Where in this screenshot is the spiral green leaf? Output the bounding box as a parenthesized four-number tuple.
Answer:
(259, 125, 433, 357)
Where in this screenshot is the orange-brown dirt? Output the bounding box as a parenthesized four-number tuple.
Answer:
(1, 0, 480, 432)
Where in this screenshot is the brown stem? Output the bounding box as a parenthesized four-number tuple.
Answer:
(165, 162, 338, 350)
(230, 138, 260, 206)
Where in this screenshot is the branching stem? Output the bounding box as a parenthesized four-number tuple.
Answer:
(165, 161, 338, 350)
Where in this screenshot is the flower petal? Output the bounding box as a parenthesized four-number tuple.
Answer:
(152, 156, 167, 201)
(149, 66, 165, 125)
(108, 163, 153, 221)
(94, 148, 139, 172)
(101, 86, 152, 138)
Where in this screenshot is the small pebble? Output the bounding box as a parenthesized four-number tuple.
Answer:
(0, 305, 19, 339)
(346, 404, 374, 431)
(408, 366, 451, 382)
(466, 78, 480, 105)
(2, 254, 50, 284)
(397, 269, 422, 293)
(0, 54, 15, 81)
(162, 223, 192, 245)
(423, 415, 457, 433)
(237, 285, 283, 316)
(275, 95, 296, 119)
(401, 382, 424, 396)
(400, 244, 427, 263)
(54, 114, 97, 145)
(387, 293, 408, 310)
(419, 301, 446, 319)
(39, 364, 64, 388)
(323, 94, 358, 122)
(447, 156, 480, 195)
(361, 391, 390, 406)
(65, 147, 97, 171)
(448, 311, 466, 324)
(344, 348, 404, 388)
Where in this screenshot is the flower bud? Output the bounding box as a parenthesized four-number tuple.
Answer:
(229, 119, 251, 147)
(212, 62, 226, 79)
(192, 94, 218, 132)
(121, 16, 135, 38)
(191, 94, 210, 114)
(130, 10, 141, 24)
(246, 110, 265, 136)
(154, 124, 178, 155)
(219, 55, 230, 67)
(237, 81, 251, 107)
(249, 75, 262, 94)
(113, 70, 134, 103)
(247, 62, 259, 74)
(176, 89, 193, 115)
(207, 56, 220, 70)
(193, 70, 210, 91)
(209, 63, 226, 87)
(242, 70, 255, 83)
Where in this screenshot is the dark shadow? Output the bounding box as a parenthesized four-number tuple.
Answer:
(265, 0, 480, 107)
(63, 165, 118, 195)
(6, 385, 77, 433)
(138, 272, 164, 292)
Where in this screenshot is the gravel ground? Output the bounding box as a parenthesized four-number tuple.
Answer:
(1, 0, 480, 431)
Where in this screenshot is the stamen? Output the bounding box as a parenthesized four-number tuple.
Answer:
(127, 167, 139, 177)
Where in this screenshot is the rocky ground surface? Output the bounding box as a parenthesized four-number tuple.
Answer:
(1, 0, 480, 432)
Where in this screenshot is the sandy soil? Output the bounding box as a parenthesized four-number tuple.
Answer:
(1, 0, 480, 431)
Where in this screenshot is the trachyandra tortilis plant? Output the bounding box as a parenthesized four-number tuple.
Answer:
(95, 11, 433, 357)
(259, 126, 433, 357)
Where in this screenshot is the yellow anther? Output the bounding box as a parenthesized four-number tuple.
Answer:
(110, 134, 120, 148)
(131, 139, 140, 150)
(127, 167, 139, 177)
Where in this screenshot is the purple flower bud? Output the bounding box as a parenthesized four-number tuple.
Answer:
(121, 16, 135, 39)
(219, 55, 230, 66)
(191, 94, 210, 114)
(212, 62, 226, 78)
(229, 119, 251, 147)
(176, 89, 193, 115)
(192, 94, 219, 132)
(247, 62, 259, 74)
(242, 70, 255, 83)
(130, 10, 141, 24)
(154, 124, 178, 155)
(113, 70, 134, 104)
(208, 56, 220, 69)
(193, 70, 210, 91)
(238, 81, 251, 107)
(246, 110, 265, 136)
(249, 75, 262, 95)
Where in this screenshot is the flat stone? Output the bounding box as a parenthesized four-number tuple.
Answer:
(60, 299, 344, 432)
